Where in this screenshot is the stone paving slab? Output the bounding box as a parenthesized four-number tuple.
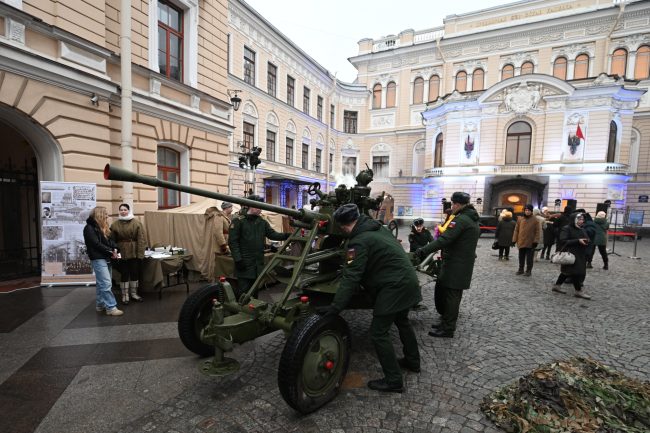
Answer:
(94, 238, 649, 433)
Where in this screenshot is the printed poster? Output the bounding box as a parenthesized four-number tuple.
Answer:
(41, 182, 96, 285)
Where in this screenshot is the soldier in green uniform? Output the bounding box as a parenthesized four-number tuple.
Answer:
(228, 195, 290, 294)
(320, 204, 421, 393)
(415, 192, 480, 338)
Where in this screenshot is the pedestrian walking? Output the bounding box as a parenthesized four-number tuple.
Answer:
(319, 204, 421, 393)
(83, 206, 123, 316)
(533, 208, 545, 261)
(414, 192, 480, 338)
(495, 211, 516, 260)
(512, 204, 540, 276)
(540, 207, 555, 260)
(590, 211, 610, 270)
(552, 212, 591, 299)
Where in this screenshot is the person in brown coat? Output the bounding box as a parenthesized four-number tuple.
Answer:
(110, 203, 147, 304)
(214, 202, 233, 255)
(512, 204, 540, 276)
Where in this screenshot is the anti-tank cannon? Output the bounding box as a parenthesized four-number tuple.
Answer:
(103, 163, 398, 413)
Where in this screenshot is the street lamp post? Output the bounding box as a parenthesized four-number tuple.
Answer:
(238, 144, 262, 197)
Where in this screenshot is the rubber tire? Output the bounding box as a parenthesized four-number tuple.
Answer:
(278, 314, 351, 414)
(177, 283, 223, 357)
(387, 220, 398, 238)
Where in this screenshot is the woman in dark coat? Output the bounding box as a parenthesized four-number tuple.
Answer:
(495, 211, 516, 260)
(552, 212, 591, 299)
(540, 207, 555, 260)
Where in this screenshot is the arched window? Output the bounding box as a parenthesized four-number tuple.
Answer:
(157, 147, 181, 208)
(413, 77, 424, 104)
(434, 133, 443, 168)
(611, 48, 627, 77)
(501, 64, 514, 80)
(455, 71, 467, 92)
(634, 45, 650, 80)
(521, 61, 534, 75)
(372, 83, 382, 109)
(607, 121, 617, 163)
(472, 69, 484, 91)
(505, 121, 532, 164)
(428, 75, 440, 102)
(386, 81, 396, 107)
(574, 54, 589, 79)
(553, 57, 567, 80)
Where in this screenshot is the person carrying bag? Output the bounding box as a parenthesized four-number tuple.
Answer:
(551, 212, 591, 299)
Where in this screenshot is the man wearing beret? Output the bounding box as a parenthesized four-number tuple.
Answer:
(228, 195, 290, 294)
(415, 192, 480, 338)
(322, 203, 421, 393)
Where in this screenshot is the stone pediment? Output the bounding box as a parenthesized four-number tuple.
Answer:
(478, 74, 575, 114)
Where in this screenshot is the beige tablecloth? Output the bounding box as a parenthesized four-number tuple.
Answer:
(213, 252, 275, 282)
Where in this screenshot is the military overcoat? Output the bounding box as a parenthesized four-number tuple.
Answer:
(331, 215, 421, 316)
(228, 214, 288, 279)
(418, 205, 480, 290)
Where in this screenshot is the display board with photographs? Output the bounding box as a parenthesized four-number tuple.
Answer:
(40, 182, 96, 285)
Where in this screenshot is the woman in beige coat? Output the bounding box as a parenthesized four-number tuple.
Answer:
(110, 203, 147, 304)
(512, 204, 541, 276)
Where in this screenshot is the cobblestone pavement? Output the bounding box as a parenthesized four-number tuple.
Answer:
(111, 237, 649, 433)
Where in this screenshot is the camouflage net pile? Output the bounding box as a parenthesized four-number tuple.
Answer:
(480, 357, 650, 433)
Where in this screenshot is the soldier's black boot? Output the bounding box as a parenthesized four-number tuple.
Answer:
(367, 378, 403, 393)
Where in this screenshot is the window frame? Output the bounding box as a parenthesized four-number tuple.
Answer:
(611, 48, 627, 77)
(301, 143, 309, 170)
(244, 46, 256, 86)
(315, 148, 322, 173)
(634, 45, 650, 80)
(386, 81, 396, 107)
(157, 146, 181, 209)
(428, 75, 440, 102)
(330, 104, 335, 128)
(574, 54, 589, 79)
(343, 110, 358, 134)
(505, 121, 532, 165)
(472, 69, 484, 91)
(285, 136, 294, 166)
(501, 64, 514, 80)
(267, 62, 277, 96)
(303, 86, 310, 115)
(157, 0, 184, 82)
(521, 61, 534, 75)
(607, 121, 617, 163)
(434, 133, 443, 168)
(372, 155, 389, 178)
(372, 83, 382, 109)
(266, 130, 276, 162)
(553, 57, 567, 80)
(286, 75, 295, 107)
(455, 71, 467, 92)
(413, 77, 424, 104)
(317, 96, 323, 122)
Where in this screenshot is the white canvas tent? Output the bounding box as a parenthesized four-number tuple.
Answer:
(144, 198, 285, 280)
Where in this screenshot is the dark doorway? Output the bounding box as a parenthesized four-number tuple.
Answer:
(0, 122, 40, 281)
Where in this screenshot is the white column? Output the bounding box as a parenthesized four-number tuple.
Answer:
(423, 80, 430, 103)
(567, 60, 575, 79)
(466, 73, 473, 91)
(628, 52, 637, 78)
(381, 85, 387, 108)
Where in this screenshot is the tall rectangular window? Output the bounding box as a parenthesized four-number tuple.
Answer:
(302, 143, 309, 169)
(329, 152, 334, 173)
(243, 122, 254, 150)
(315, 148, 322, 172)
(317, 96, 323, 122)
(244, 46, 255, 85)
(158, 1, 184, 81)
(372, 155, 389, 178)
(330, 104, 335, 127)
(303, 87, 310, 115)
(287, 76, 295, 106)
(285, 137, 294, 165)
(157, 147, 180, 209)
(342, 156, 357, 176)
(266, 130, 276, 162)
(344, 111, 357, 134)
(267, 62, 277, 96)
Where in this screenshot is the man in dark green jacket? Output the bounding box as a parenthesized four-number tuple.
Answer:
(228, 195, 289, 294)
(415, 191, 480, 338)
(323, 204, 421, 393)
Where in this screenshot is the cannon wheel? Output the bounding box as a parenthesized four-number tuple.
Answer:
(278, 314, 351, 414)
(178, 283, 224, 357)
(387, 219, 398, 238)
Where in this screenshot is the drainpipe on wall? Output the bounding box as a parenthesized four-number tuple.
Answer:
(604, 1, 626, 73)
(325, 74, 337, 192)
(120, 0, 133, 206)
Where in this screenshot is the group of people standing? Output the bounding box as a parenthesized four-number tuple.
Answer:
(83, 203, 146, 316)
(494, 204, 611, 300)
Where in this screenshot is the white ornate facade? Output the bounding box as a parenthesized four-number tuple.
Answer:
(229, 0, 650, 223)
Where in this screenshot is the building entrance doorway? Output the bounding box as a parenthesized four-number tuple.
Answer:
(0, 120, 40, 281)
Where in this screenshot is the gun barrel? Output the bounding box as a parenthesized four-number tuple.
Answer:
(104, 164, 320, 221)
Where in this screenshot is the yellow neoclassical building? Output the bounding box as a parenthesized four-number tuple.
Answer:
(1, 0, 649, 281)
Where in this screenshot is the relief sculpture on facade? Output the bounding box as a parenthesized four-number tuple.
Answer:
(503, 82, 542, 115)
